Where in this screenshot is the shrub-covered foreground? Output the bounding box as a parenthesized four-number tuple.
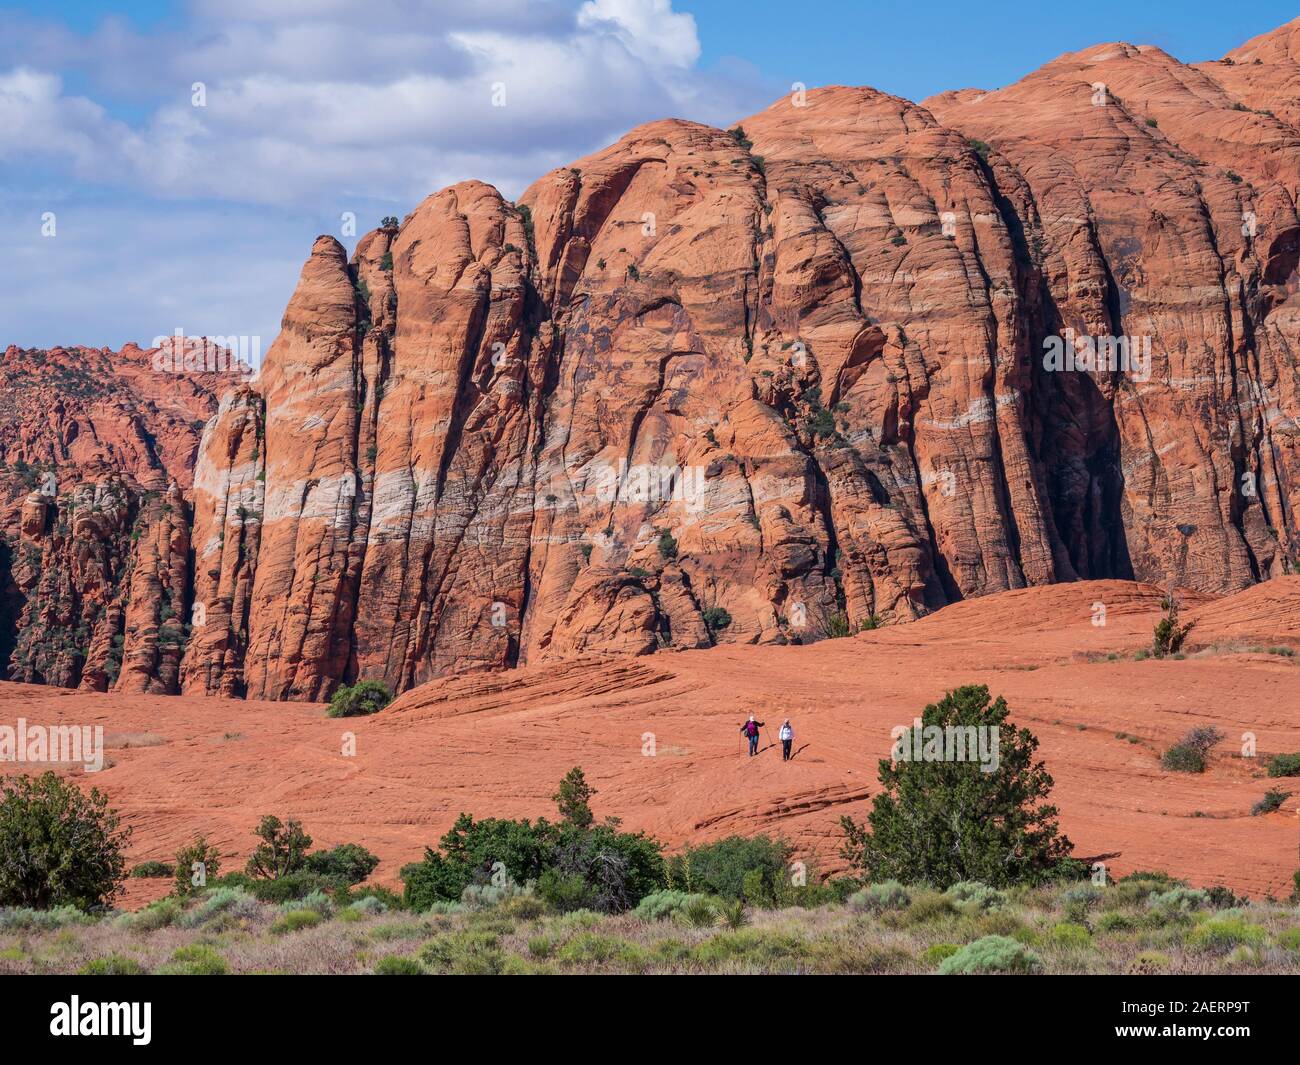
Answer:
(4, 688, 1298, 974)
(3, 872, 1300, 975)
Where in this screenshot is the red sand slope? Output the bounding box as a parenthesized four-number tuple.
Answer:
(1, 579, 1297, 907)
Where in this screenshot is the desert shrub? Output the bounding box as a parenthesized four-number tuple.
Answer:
(666, 835, 792, 902)
(551, 909, 603, 934)
(555, 932, 648, 969)
(551, 823, 665, 913)
(1277, 927, 1300, 952)
(1161, 744, 1205, 773)
(327, 680, 393, 718)
(1188, 916, 1266, 953)
(159, 944, 229, 975)
(1127, 950, 1171, 974)
(304, 842, 379, 885)
(1161, 727, 1224, 773)
(1147, 887, 1210, 913)
(78, 954, 145, 975)
(179, 886, 258, 929)
(528, 934, 557, 959)
(419, 930, 506, 975)
(1107, 871, 1182, 908)
(656, 529, 678, 561)
(1206, 885, 1247, 909)
(922, 943, 961, 966)
(460, 877, 532, 911)
(0, 905, 92, 931)
(677, 895, 719, 928)
(1153, 601, 1194, 657)
(634, 889, 708, 922)
(1182, 727, 1225, 753)
(125, 896, 181, 932)
(536, 869, 591, 913)
(247, 870, 336, 904)
(130, 860, 174, 879)
(402, 782, 664, 915)
(718, 898, 749, 930)
(945, 881, 1007, 912)
(373, 954, 423, 975)
(348, 895, 388, 917)
(502, 893, 546, 921)
(1267, 753, 1300, 777)
(282, 889, 333, 916)
(401, 813, 557, 909)
(1094, 911, 1136, 933)
(246, 815, 312, 880)
(692, 928, 807, 968)
(702, 606, 732, 635)
(938, 934, 1042, 974)
(894, 889, 959, 926)
(1048, 922, 1091, 947)
(1251, 789, 1290, 815)
(270, 909, 323, 935)
(841, 686, 1074, 888)
(848, 880, 910, 913)
(343, 885, 404, 911)
(0, 771, 130, 909)
(174, 835, 222, 897)
(1062, 882, 1104, 922)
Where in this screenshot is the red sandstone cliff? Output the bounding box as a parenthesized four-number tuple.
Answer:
(7, 20, 1300, 699)
(0, 345, 231, 691)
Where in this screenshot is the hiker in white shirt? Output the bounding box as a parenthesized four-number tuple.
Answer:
(779, 719, 794, 761)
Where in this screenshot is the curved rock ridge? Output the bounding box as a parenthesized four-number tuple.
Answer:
(8, 20, 1300, 700)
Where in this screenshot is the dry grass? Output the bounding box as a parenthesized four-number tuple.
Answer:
(3, 877, 1299, 975)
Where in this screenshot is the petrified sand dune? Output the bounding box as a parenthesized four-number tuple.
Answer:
(1185, 574, 1300, 642)
(4, 579, 1295, 909)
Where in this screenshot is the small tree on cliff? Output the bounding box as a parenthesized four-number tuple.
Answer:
(554, 767, 596, 830)
(1153, 596, 1194, 657)
(840, 685, 1077, 888)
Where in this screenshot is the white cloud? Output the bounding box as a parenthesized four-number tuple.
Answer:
(0, 0, 767, 204)
(0, 69, 142, 175)
(577, 0, 701, 70)
(0, 0, 773, 349)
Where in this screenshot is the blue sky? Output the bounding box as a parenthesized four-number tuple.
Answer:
(2, 0, 1295, 353)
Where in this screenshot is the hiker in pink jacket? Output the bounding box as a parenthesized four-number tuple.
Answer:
(740, 715, 765, 757)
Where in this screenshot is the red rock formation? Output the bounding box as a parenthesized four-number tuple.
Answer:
(0, 346, 232, 690)
(924, 26, 1300, 594)
(174, 19, 1300, 700)
(8, 21, 1300, 701)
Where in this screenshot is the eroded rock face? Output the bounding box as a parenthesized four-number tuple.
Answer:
(924, 25, 1300, 594)
(12, 20, 1300, 700)
(176, 20, 1300, 699)
(0, 346, 231, 690)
